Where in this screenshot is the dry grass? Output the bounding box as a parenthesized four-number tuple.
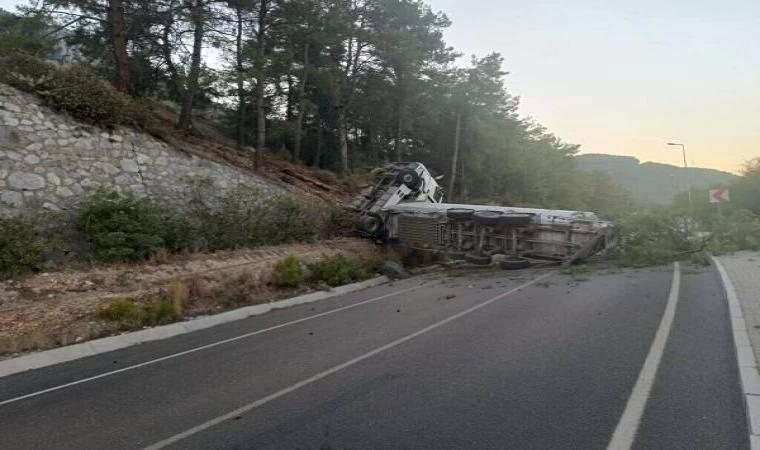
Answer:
(169, 277, 189, 317)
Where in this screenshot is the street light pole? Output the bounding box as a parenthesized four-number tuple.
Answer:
(668, 142, 692, 236)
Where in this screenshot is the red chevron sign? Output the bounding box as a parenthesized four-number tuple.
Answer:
(710, 189, 730, 204)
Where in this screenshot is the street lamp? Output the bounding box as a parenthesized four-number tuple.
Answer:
(668, 142, 692, 236)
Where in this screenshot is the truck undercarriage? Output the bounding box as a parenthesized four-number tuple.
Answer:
(350, 163, 612, 266)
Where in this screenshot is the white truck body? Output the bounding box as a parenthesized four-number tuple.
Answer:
(350, 162, 612, 262)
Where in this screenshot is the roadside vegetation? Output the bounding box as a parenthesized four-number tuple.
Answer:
(614, 159, 760, 268)
(0, 187, 349, 276)
(95, 253, 387, 332)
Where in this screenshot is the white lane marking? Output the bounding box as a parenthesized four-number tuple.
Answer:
(0, 284, 429, 407)
(608, 262, 681, 450)
(143, 271, 554, 450)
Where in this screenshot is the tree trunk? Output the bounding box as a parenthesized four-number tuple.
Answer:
(178, 0, 204, 130)
(253, 0, 268, 170)
(107, 0, 130, 94)
(235, 6, 245, 148)
(161, 0, 182, 101)
(449, 112, 461, 196)
(293, 42, 309, 163)
(254, 77, 265, 169)
(394, 103, 403, 161)
(394, 75, 404, 161)
(460, 157, 468, 201)
(337, 106, 349, 176)
(285, 75, 294, 121)
(313, 123, 323, 168)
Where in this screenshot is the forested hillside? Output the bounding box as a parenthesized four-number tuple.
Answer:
(2, 0, 635, 217)
(576, 154, 737, 205)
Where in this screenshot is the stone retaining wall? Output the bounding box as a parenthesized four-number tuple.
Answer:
(0, 83, 283, 217)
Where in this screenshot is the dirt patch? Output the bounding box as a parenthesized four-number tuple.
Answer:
(0, 238, 379, 355)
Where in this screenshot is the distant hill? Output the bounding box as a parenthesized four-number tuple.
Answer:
(576, 154, 738, 205)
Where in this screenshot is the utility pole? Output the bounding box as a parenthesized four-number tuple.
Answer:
(668, 142, 691, 237)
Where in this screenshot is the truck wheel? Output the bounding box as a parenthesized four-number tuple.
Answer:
(447, 208, 474, 221)
(362, 214, 383, 237)
(446, 251, 467, 261)
(473, 211, 503, 227)
(465, 253, 492, 266)
(398, 169, 422, 190)
(501, 213, 533, 227)
(500, 258, 530, 270)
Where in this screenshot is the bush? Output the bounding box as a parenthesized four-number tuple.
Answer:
(309, 254, 358, 287)
(272, 256, 305, 288)
(0, 53, 149, 128)
(99, 299, 148, 330)
(189, 185, 324, 250)
(706, 210, 760, 254)
(99, 296, 179, 330)
(0, 217, 49, 276)
(616, 211, 690, 267)
(76, 190, 194, 261)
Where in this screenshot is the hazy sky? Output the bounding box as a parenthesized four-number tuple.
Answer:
(2, 0, 757, 173)
(429, 0, 759, 173)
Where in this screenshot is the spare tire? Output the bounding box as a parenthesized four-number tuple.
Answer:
(473, 211, 503, 227)
(501, 213, 534, 227)
(500, 258, 530, 270)
(465, 253, 492, 266)
(447, 208, 474, 221)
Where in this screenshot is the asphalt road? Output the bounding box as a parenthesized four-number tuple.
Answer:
(0, 264, 748, 450)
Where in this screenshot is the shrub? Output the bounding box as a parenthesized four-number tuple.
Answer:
(309, 254, 358, 287)
(99, 296, 179, 330)
(706, 210, 760, 254)
(0, 53, 148, 128)
(272, 256, 304, 288)
(99, 299, 148, 330)
(189, 185, 321, 250)
(616, 211, 690, 267)
(145, 298, 180, 325)
(76, 190, 194, 261)
(0, 217, 48, 276)
(76, 191, 164, 261)
(353, 255, 386, 280)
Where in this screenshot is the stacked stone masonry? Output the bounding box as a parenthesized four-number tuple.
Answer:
(0, 83, 283, 217)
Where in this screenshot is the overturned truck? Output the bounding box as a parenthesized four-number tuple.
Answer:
(350, 162, 612, 267)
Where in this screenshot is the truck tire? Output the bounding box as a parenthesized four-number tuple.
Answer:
(500, 258, 530, 270)
(398, 169, 422, 190)
(473, 211, 503, 227)
(361, 214, 384, 237)
(501, 213, 533, 227)
(465, 253, 492, 266)
(447, 208, 474, 221)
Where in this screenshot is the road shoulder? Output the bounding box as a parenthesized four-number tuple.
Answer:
(712, 253, 760, 449)
(0, 276, 390, 379)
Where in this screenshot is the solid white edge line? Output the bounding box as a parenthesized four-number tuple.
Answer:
(711, 255, 760, 449)
(607, 262, 681, 450)
(0, 282, 427, 407)
(142, 271, 555, 450)
(0, 276, 394, 379)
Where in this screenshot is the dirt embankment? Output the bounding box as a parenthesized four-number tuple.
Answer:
(0, 238, 379, 355)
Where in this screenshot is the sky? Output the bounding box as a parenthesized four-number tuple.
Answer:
(427, 0, 760, 173)
(2, 0, 757, 173)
